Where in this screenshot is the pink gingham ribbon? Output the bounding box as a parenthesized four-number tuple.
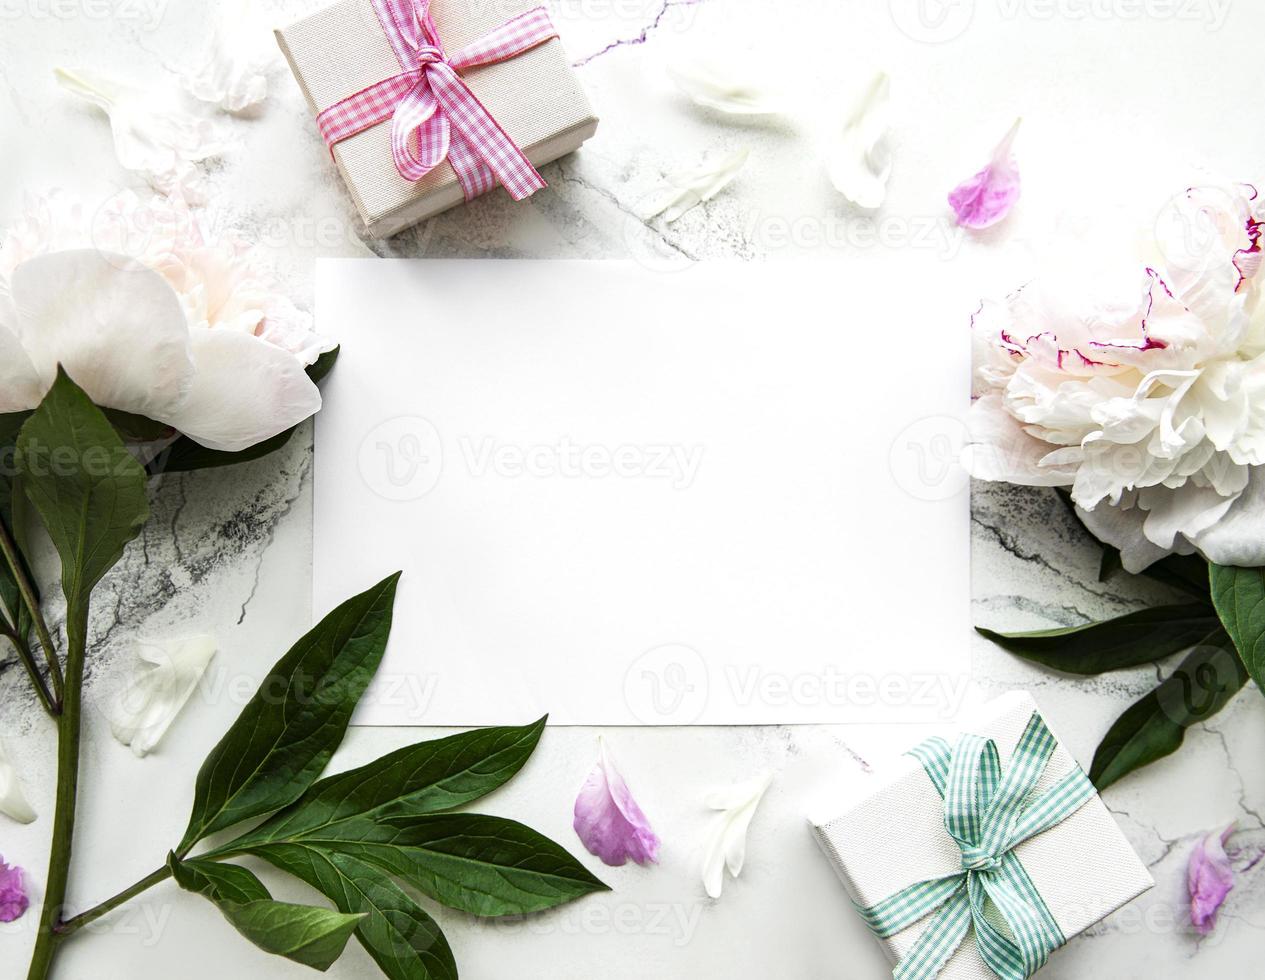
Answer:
(316, 0, 556, 200)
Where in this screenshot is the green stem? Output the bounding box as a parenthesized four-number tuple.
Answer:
(0, 620, 57, 716)
(0, 518, 63, 704)
(25, 606, 87, 980)
(56, 866, 173, 937)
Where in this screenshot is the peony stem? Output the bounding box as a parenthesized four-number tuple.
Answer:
(0, 617, 57, 716)
(25, 606, 88, 980)
(56, 866, 173, 937)
(0, 518, 64, 705)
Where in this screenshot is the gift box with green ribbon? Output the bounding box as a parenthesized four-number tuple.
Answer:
(811, 692, 1153, 980)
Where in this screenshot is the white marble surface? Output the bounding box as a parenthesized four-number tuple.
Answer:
(1, 0, 1264, 977)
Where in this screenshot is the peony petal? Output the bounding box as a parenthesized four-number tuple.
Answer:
(1191, 466, 1265, 567)
(109, 635, 216, 758)
(180, 0, 271, 114)
(55, 68, 224, 204)
(701, 770, 772, 899)
(10, 250, 194, 420)
(573, 738, 660, 867)
(162, 329, 322, 452)
(0, 319, 42, 413)
(0, 856, 28, 922)
(649, 148, 749, 224)
(0, 741, 36, 824)
(1188, 822, 1236, 935)
(1075, 495, 1177, 573)
(667, 58, 783, 116)
(962, 394, 1078, 487)
(950, 118, 1021, 230)
(826, 72, 892, 210)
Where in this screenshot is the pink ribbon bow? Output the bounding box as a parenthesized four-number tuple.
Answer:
(317, 0, 557, 201)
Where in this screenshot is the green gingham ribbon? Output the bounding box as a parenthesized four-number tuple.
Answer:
(855, 711, 1096, 980)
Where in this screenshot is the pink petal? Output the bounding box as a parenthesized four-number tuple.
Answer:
(573, 739, 660, 867)
(950, 118, 1021, 230)
(1188, 822, 1236, 935)
(0, 856, 29, 923)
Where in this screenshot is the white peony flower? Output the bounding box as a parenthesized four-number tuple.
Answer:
(109, 635, 216, 758)
(963, 182, 1265, 571)
(0, 191, 334, 452)
(55, 68, 225, 205)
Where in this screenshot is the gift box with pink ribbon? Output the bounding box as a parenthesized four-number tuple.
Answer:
(277, 0, 598, 236)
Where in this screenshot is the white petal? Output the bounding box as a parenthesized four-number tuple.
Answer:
(700, 770, 772, 899)
(1075, 496, 1174, 572)
(962, 394, 1077, 487)
(649, 149, 749, 224)
(667, 59, 783, 116)
(0, 320, 42, 413)
(826, 73, 892, 209)
(10, 250, 194, 419)
(164, 329, 322, 452)
(110, 635, 216, 758)
(55, 68, 224, 200)
(180, 0, 271, 114)
(0, 740, 36, 824)
(1191, 467, 1265, 567)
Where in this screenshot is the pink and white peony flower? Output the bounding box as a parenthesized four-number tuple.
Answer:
(0, 191, 334, 452)
(963, 182, 1265, 571)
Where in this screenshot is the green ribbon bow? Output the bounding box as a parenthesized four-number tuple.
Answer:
(856, 711, 1096, 980)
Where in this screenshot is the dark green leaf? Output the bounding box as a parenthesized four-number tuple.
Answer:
(228, 719, 548, 848)
(148, 347, 339, 476)
(169, 854, 270, 904)
(177, 572, 402, 852)
(256, 844, 457, 980)
(102, 407, 173, 442)
(171, 854, 364, 972)
(15, 369, 149, 621)
(1210, 564, 1265, 692)
(976, 602, 1219, 674)
(1090, 628, 1247, 789)
(269, 813, 609, 917)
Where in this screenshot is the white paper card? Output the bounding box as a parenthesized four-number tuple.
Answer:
(314, 260, 972, 725)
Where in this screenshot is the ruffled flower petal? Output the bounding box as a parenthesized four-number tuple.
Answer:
(950, 118, 1021, 230)
(826, 72, 892, 210)
(10, 249, 194, 419)
(1189, 823, 1236, 935)
(109, 635, 216, 758)
(649, 148, 749, 223)
(180, 0, 271, 114)
(701, 770, 772, 899)
(0, 741, 36, 825)
(667, 58, 783, 116)
(0, 320, 42, 413)
(574, 738, 660, 867)
(163, 330, 323, 452)
(55, 68, 225, 205)
(0, 857, 29, 922)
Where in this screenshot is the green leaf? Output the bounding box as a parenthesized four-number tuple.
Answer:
(269, 813, 609, 917)
(177, 572, 401, 852)
(0, 413, 27, 633)
(976, 602, 1219, 674)
(1089, 628, 1247, 789)
(170, 854, 364, 972)
(229, 719, 548, 848)
(102, 407, 173, 442)
(255, 844, 457, 980)
(1210, 563, 1265, 691)
(169, 854, 270, 904)
(148, 347, 340, 476)
(15, 369, 149, 622)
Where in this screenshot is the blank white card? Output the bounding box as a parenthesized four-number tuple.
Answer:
(314, 260, 972, 725)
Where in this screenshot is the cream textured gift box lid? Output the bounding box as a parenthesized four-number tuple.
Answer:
(811, 692, 1153, 980)
(276, 0, 598, 237)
